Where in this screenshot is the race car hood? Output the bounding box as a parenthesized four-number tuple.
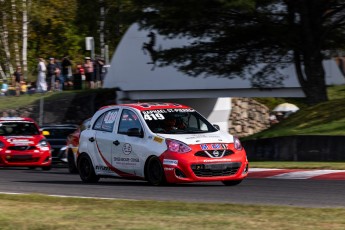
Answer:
(157, 131, 234, 145)
(0, 135, 43, 146)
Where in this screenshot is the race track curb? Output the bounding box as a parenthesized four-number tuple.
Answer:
(248, 168, 345, 180)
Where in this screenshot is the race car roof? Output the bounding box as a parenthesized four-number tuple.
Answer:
(0, 117, 35, 122)
(99, 102, 191, 111)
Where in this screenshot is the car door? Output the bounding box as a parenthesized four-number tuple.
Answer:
(112, 109, 148, 177)
(92, 109, 119, 173)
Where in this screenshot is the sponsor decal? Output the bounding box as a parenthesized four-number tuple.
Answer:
(164, 167, 174, 171)
(122, 143, 132, 155)
(95, 165, 112, 171)
(185, 135, 222, 140)
(104, 110, 118, 123)
(142, 108, 195, 121)
(7, 139, 33, 145)
(204, 159, 231, 162)
(163, 159, 178, 166)
(153, 136, 164, 143)
(201, 144, 208, 150)
(114, 157, 139, 163)
(212, 144, 221, 149)
(200, 143, 228, 150)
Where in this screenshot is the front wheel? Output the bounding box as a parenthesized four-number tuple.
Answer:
(78, 154, 100, 183)
(222, 179, 243, 186)
(145, 156, 166, 186)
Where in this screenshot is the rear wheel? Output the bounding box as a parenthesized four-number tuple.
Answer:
(78, 154, 100, 183)
(222, 179, 243, 186)
(145, 156, 166, 186)
(67, 150, 78, 174)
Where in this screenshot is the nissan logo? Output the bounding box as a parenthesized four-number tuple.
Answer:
(213, 150, 220, 157)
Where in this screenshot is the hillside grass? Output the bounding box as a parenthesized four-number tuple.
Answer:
(244, 85, 345, 139)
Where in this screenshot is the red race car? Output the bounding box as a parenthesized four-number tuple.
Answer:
(0, 117, 52, 170)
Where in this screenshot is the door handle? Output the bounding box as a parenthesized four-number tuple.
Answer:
(89, 137, 95, 142)
(113, 140, 120, 146)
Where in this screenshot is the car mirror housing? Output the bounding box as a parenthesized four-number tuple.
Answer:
(213, 124, 220, 130)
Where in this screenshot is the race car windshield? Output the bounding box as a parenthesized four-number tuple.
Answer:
(141, 109, 218, 134)
(0, 122, 40, 136)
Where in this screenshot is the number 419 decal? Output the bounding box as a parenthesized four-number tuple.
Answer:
(144, 114, 165, 120)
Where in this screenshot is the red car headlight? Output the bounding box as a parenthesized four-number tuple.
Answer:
(233, 136, 243, 150)
(166, 139, 191, 153)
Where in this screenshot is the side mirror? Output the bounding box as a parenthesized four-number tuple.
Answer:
(127, 128, 144, 138)
(213, 124, 220, 130)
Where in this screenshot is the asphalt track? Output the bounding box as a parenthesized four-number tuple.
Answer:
(0, 166, 344, 208)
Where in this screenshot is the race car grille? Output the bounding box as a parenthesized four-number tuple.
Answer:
(6, 155, 39, 162)
(195, 149, 234, 158)
(191, 162, 241, 177)
(8, 146, 36, 151)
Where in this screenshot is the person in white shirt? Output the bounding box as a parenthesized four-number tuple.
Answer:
(36, 57, 47, 92)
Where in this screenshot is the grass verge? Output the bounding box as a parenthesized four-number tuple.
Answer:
(0, 194, 344, 230)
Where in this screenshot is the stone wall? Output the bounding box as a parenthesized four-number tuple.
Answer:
(229, 98, 270, 137)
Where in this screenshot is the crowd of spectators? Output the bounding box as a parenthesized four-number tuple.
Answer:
(0, 55, 107, 96)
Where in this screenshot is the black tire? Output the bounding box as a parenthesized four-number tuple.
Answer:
(41, 166, 52, 171)
(145, 156, 166, 186)
(222, 179, 243, 186)
(78, 153, 100, 183)
(67, 150, 78, 174)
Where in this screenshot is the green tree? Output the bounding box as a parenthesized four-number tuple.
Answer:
(28, 0, 83, 76)
(130, 0, 345, 105)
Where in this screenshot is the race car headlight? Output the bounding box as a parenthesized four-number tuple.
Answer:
(234, 137, 243, 151)
(38, 140, 49, 147)
(166, 139, 191, 153)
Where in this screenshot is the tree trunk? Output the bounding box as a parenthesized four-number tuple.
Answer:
(293, 0, 329, 105)
(22, 0, 28, 80)
(100, 0, 105, 59)
(11, 0, 21, 68)
(302, 58, 328, 105)
(0, 5, 14, 78)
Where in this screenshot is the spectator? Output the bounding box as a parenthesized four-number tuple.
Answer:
(83, 57, 94, 89)
(13, 66, 23, 96)
(47, 57, 57, 91)
(61, 55, 72, 90)
(20, 81, 28, 94)
(276, 112, 285, 122)
(1, 79, 9, 96)
(36, 57, 47, 93)
(269, 112, 279, 125)
(27, 81, 37, 95)
(54, 58, 63, 91)
(94, 57, 105, 88)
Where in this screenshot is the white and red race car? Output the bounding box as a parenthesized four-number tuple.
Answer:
(77, 103, 249, 185)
